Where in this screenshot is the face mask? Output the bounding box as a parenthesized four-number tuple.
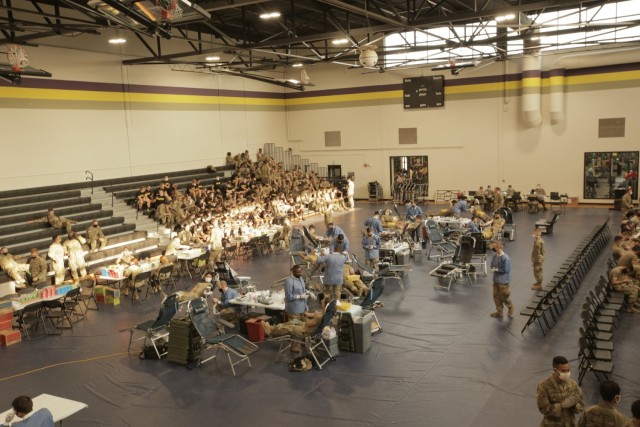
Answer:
(491, 248, 497, 252)
(204, 277, 212, 283)
(93, 224, 98, 227)
(556, 370, 570, 381)
(218, 288, 224, 293)
(1, 251, 8, 255)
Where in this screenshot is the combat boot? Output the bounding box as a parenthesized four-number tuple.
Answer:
(508, 306, 514, 318)
(490, 311, 503, 318)
(531, 283, 542, 290)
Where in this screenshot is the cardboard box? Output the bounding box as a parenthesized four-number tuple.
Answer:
(0, 301, 13, 315)
(94, 285, 109, 296)
(0, 312, 12, 323)
(0, 329, 21, 346)
(106, 296, 120, 306)
(0, 319, 12, 331)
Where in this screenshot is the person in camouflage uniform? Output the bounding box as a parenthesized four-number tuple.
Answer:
(531, 228, 546, 290)
(86, 220, 107, 252)
(577, 380, 628, 427)
(28, 208, 76, 232)
(537, 355, 584, 427)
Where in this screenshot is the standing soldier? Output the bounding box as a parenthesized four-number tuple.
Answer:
(537, 355, 584, 427)
(63, 231, 87, 282)
(86, 220, 107, 252)
(28, 208, 76, 232)
(48, 235, 66, 284)
(531, 228, 546, 290)
(489, 241, 513, 318)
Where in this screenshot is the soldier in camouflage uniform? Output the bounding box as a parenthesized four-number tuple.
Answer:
(28, 208, 76, 232)
(86, 220, 107, 252)
(577, 380, 628, 427)
(262, 307, 324, 338)
(0, 247, 29, 287)
(531, 228, 546, 290)
(537, 355, 584, 427)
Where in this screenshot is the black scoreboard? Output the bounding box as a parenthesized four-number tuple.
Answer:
(403, 75, 445, 109)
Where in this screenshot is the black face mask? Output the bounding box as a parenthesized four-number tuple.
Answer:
(218, 288, 224, 293)
(93, 224, 98, 227)
(1, 252, 8, 255)
(491, 248, 497, 252)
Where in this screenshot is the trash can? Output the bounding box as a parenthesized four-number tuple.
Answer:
(352, 311, 373, 353)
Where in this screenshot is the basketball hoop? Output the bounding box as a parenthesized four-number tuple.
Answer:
(157, 0, 182, 20)
(7, 45, 29, 72)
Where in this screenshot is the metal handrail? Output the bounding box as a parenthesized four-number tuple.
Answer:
(85, 170, 94, 195)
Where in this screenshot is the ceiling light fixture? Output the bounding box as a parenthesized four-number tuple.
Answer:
(259, 11, 281, 19)
(495, 13, 516, 22)
(287, 79, 301, 84)
(292, 63, 303, 67)
(332, 38, 349, 45)
(205, 56, 220, 61)
(109, 38, 127, 44)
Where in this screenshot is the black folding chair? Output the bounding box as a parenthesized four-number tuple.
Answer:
(17, 301, 48, 340)
(430, 236, 476, 291)
(124, 294, 179, 359)
(354, 277, 384, 333)
(269, 300, 337, 370)
(188, 297, 258, 376)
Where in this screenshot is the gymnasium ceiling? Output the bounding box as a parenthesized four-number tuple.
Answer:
(1, 0, 640, 86)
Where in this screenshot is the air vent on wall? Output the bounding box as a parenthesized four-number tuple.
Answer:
(325, 131, 342, 147)
(399, 128, 418, 144)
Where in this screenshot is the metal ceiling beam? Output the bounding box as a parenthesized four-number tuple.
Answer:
(315, 0, 406, 27)
(100, 0, 172, 39)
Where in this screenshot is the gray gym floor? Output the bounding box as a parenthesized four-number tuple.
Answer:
(1, 202, 637, 427)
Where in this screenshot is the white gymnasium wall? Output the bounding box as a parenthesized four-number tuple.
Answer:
(0, 45, 287, 190)
(285, 56, 640, 201)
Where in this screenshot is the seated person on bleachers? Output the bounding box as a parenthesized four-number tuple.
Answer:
(28, 247, 48, 286)
(3, 395, 54, 427)
(262, 298, 325, 338)
(27, 208, 76, 233)
(0, 247, 29, 288)
(86, 220, 107, 252)
(608, 264, 640, 313)
(137, 185, 152, 210)
(342, 264, 367, 297)
(212, 280, 239, 325)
